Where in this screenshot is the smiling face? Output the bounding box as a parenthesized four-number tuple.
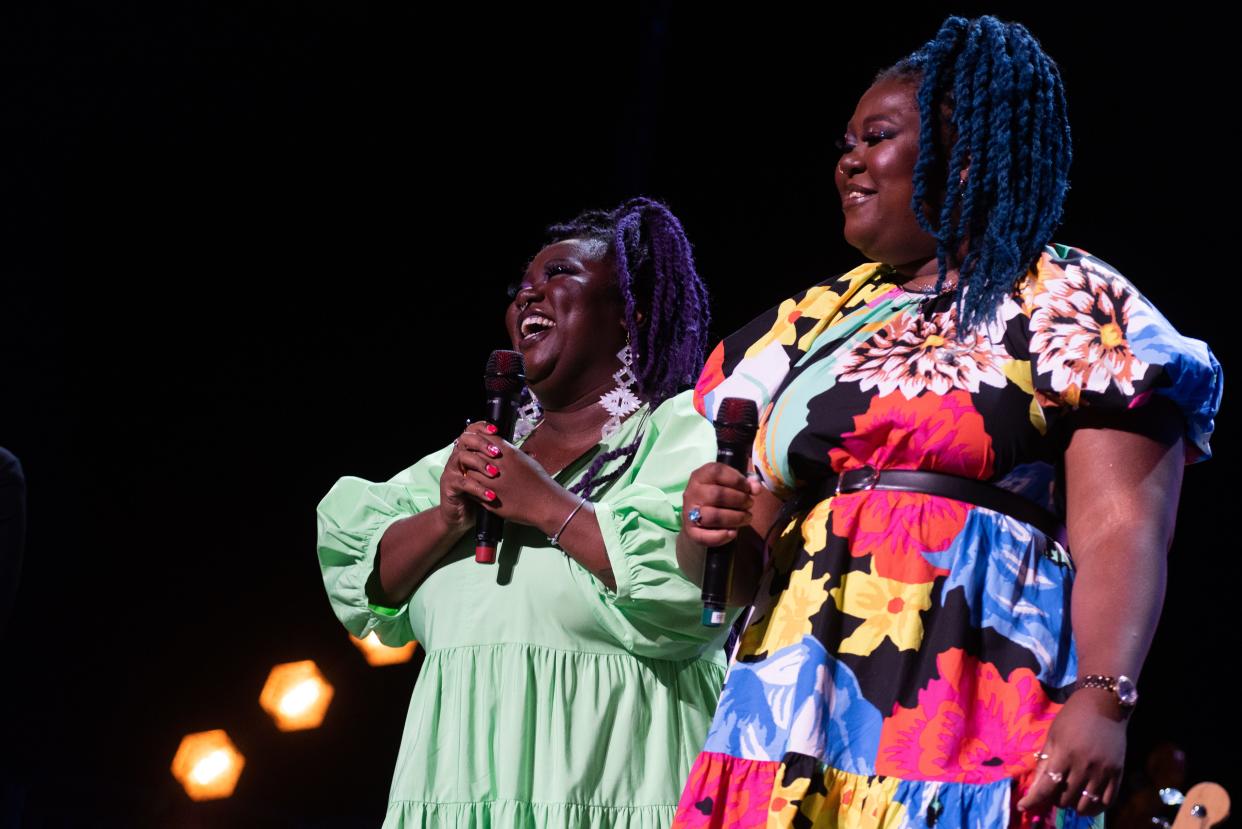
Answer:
(835, 78, 939, 273)
(504, 238, 629, 406)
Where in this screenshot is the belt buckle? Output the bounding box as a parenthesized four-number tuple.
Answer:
(835, 465, 879, 496)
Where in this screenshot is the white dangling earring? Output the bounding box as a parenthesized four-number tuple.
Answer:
(514, 389, 543, 441)
(598, 341, 641, 439)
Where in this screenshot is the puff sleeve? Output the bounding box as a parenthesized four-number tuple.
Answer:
(1021, 246, 1223, 460)
(315, 444, 452, 646)
(574, 391, 730, 660)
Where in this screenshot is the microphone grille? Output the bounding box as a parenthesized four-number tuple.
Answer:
(715, 397, 759, 444)
(484, 350, 526, 394)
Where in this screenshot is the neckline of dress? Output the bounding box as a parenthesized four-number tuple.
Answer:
(519, 403, 651, 483)
(874, 263, 958, 297)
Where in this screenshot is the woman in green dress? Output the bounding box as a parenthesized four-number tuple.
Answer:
(317, 197, 729, 827)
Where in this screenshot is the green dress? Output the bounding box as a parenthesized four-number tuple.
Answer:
(317, 390, 730, 828)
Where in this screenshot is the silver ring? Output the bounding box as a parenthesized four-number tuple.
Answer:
(1081, 790, 1101, 803)
(1033, 751, 1049, 761)
(1045, 771, 1064, 784)
(688, 507, 702, 526)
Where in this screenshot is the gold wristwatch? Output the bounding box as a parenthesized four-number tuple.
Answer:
(1076, 674, 1138, 715)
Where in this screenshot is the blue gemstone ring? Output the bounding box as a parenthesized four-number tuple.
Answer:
(688, 507, 702, 526)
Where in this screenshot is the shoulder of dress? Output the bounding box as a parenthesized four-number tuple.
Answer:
(645, 390, 707, 432)
(1015, 243, 1143, 304)
(780, 262, 892, 298)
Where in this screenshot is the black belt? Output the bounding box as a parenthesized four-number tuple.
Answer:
(820, 466, 1065, 542)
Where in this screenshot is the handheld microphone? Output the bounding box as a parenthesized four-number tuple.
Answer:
(701, 397, 759, 626)
(475, 350, 526, 563)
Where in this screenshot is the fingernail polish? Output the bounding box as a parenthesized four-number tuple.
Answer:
(486, 424, 498, 434)
(484, 489, 496, 501)
(486, 464, 499, 476)
(487, 445, 500, 456)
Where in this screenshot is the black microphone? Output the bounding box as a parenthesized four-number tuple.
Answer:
(475, 350, 526, 564)
(701, 397, 759, 626)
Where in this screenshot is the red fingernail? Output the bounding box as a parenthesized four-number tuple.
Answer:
(484, 489, 496, 501)
(487, 445, 500, 456)
(486, 464, 499, 476)
(486, 423, 498, 434)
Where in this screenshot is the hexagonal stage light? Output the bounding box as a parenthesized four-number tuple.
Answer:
(350, 631, 417, 666)
(259, 659, 334, 731)
(170, 729, 245, 801)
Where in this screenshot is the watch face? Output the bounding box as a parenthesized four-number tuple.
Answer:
(1117, 675, 1138, 706)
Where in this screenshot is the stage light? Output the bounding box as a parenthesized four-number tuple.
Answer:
(170, 729, 245, 801)
(350, 631, 418, 666)
(259, 660, 334, 731)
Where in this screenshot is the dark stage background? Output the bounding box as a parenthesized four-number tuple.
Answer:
(2, 3, 1235, 826)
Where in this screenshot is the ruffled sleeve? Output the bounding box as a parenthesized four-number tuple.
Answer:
(315, 444, 452, 646)
(578, 391, 728, 660)
(1021, 245, 1223, 460)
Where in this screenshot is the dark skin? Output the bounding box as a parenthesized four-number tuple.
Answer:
(677, 77, 1185, 818)
(369, 238, 632, 604)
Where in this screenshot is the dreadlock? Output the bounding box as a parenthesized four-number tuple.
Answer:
(547, 197, 710, 404)
(545, 197, 710, 499)
(879, 15, 1072, 329)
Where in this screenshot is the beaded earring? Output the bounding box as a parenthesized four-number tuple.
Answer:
(513, 389, 543, 441)
(598, 342, 641, 439)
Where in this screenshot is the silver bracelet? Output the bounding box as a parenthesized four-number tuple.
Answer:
(548, 495, 588, 549)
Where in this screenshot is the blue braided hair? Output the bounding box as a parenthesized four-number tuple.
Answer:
(546, 197, 710, 500)
(879, 15, 1072, 329)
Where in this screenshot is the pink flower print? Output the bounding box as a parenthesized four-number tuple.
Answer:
(877, 648, 1058, 784)
(672, 752, 779, 828)
(827, 391, 993, 582)
(829, 391, 995, 479)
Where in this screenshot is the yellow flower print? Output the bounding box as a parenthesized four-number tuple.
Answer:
(831, 563, 933, 657)
(1001, 359, 1048, 435)
(844, 272, 896, 310)
(737, 519, 811, 659)
(769, 768, 906, 829)
(755, 404, 791, 495)
(744, 264, 891, 360)
(770, 515, 803, 573)
(736, 609, 771, 660)
(800, 497, 835, 555)
(756, 559, 831, 655)
(746, 288, 839, 359)
(766, 763, 826, 828)
(823, 771, 906, 829)
(794, 266, 893, 353)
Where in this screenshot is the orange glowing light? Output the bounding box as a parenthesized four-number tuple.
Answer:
(259, 660, 334, 731)
(350, 631, 418, 666)
(170, 729, 245, 801)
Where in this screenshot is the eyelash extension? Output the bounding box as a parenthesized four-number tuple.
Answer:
(506, 263, 576, 299)
(836, 130, 895, 152)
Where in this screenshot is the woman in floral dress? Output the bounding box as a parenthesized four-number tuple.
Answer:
(672, 16, 1222, 829)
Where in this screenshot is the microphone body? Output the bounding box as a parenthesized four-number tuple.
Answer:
(475, 351, 526, 563)
(701, 397, 759, 626)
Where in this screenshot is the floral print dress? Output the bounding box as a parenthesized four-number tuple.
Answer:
(673, 246, 1221, 829)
